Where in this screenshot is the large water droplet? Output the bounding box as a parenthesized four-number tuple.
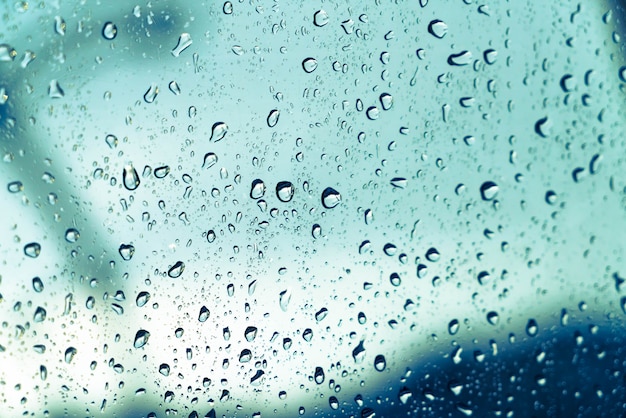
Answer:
(244, 326, 257, 342)
(352, 340, 366, 363)
(33, 307, 47, 323)
(65, 228, 80, 243)
(7, 181, 23, 193)
(314, 367, 325, 384)
(171, 33, 192, 57)
(209, 122, 228, 142)
(154, 166, 170, 179)
(428, 19, 448, 38)
(448, 319, 460, 335)
(0, 44, 17, 61)
(374, 354, 386, 371)
(480, 181, 499, 201)
(64, 347, 77, 363)
(203, 152, 218, 168)
(267, 109, 280, 128)
(302, 57, 318, 73)
(143, 84, 158, 103)
(102, 22, 117, 40)
(321, 187, 341, 208)
(24, 242, 41, 258)
(159, 363, 170, 376)
(379, 93, 393, 110)
(118, 244, 135, 261)
(168, 261, 185, 278)
(276, 181, 295, 202)
(483, 49, 498, 65)
(134, 330, 150, 348)
(239, 349, 252, 363)
(48, 80, 64, 99)
(315, 308, 328, 322)
(279, 288, 291, 311)
(123, 165, 140, 191)
(223, 1, 233, 14)
(534, 116, 552, 137)
(313, 10, 329, 27)
(136, 291, 150, 307)
(398, 387, 413, 404)
(526, 319, 538, 337)
(250, 179, 266, 199)
(198, 305, 210, 322)
(366, 106, 380, 120)
(32, 277, 44, 292)
(447, 51, 472, 66)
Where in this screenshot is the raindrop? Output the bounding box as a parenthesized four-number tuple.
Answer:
(7, 181, 23, 193)
(302, 57, 318, 73)
(545, 190, 557, 205)
(267, 109, 280, 128)
(447, 51, 473, 66)
(379, 93, 393, 110)
(398, 387, 413, 404)
(64, 347, 77, 363)
(48, 80, 64, 99)
(118, 244, 135, 261)
(428, 20, 448, 38)
(314, 367, 325, 384)
(313, 10, 329, 27)
(24, 242, 41, 258)
(448, 319, 460, 335)
(169, 81, 181, 95)
(143, 84, 158, 103)
(171, 33, 192, 57)
(486, 311, 499, 325)
(312, 224, 322, 239)
(159, 363, 170, 376)
(134, 329, 150, 348)
(329, 396, 339, 409)
(223, 1, 233, 14)
(250, 370, 264, 386)
(321, 187, 341, 209)
(249, 179, 266, 199)
(374, 354, 386, 371)
(480, 181, 499, 201)
(154, 166, 170, 179)
(136, 291, 150, 307)
(389, 272, 401, 287)
(32, 277, 44, 293)
(65, 228, 80, 243)
(425, 247, 440, 262)
(244, 326, 257, 342)
(302, 328, 313, 342)
(390, 177, 407, 189)
(560, 74, 575, 92)
(168, 261, 185, 278)
(122, 165, 140, 190)
(102, 22, 117, 40)
(366, 106, 380, 120)
(239, 349, 252, 363)
(589, 153, 602, 174)
(203, 152, 218, 169)
(105, 134, 118, 148)
(198, 306, 210, 322)
(276, 181, 295, 202)
(619, 66, 626, 83)
(33, 307, 46, 323)
(526, 319, 538, 337)
(0, 44, 17, 61)
(206, 230, 216, 243)
(352, 340, 366, 363)
(315, 308, 328, 322)
(209, 122, 228, 142)
(54, 16, 66, 35)
(534, 117, 551, 137)
(483, 49, 497, 65)
(279, 288, 292, 311)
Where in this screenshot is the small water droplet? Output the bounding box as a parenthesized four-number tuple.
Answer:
(313, 10, 329, 27)
(133, 330, 150, 348)
(32, 277, 44, 292)
(314, 367, 325, 384)
(136, 291, 150, 307)
(315, 308, 328, 322)
(486, 311, 499, 325)
(483, 49, 497, 65)
(379, 93, 393, 110)
(65, 228, 80, 243)
(352, 340, 366, 363)
(54, 16, 66, 36)
(374, 354, 386, 371)
(118, 244, 135, 261)
(159, 363, 170, 376)
(479, 181, 499, 201)
(24, 242, 41, 258)
(428, 20, 447, 38)
(171, 33, 192, 57)
(102, 22, 117, 40)
(198, 305, 210, 322)
(168, 261, 185, 278)
(267, 109, 280, 128)
(168, 81, 181, 95)
(122, 165, 140, 190)
(321, 187, 341, 208)
(329, 396, 339, 409)
(589, 153, 602, 174)
(105, 134, 118, 149)
(276, 181, 295, 202)
(545, 190, 557, 205)
(239, 349, 252, 362)
(425, 247, 440, 262)
(526, 319, 538, 337)
(244, 326, 257, 342)
(0, 44, 17, 62)
(398, 387, 413, 404)
(33, 306, 46, 322)
(390, 177, 407, 189)
(302, 57, 318, 73)
(250, 179, 266, 199)
(389, 272, 401, 287)
(143, 84, 158, 103)
(366, 106, 380, 120)
(447, 50, 472, 66)
(64, 347, 77, 363)
(279, 288, 291, 311)
(534, 116, 551, 137)
(312, 223, 322, 239)
(448, 319, 460, 335)
(48, 80, 64, 99)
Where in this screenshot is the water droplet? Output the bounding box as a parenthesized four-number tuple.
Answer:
(102, 22, 117, 40)
(198, 305, 210, 322)
(428, 20, 447, 38)
(54, 16, 66, 35)
(136, 291, 150, 307)
(329, 396, 339, 409)
(416, 264, 428, 279)
(133, 329, 150, 348)
(589, 153, 602, 174)
(302, 328, 313, 342)
(171, 33, 192, 57)
(168, 261, 185, 278)
(477, 271, 491, 285)
(168, 81, 181, 95)
(486, 311, 499, 325)
(279, 288, 291, 311)
(250, 370, 264, 386)
(159, 363, 170, 376)
(111, 303, 124, 315)
(398, 387, 413, 404)
(314, 367, 325, 384)
(40, 365, 47, 381)
(448, 319, 460, 335)
(447, 50, 472, 66)
(390, 177, 407, 189)
(32, 277, 44, 292)
(232, 45, 244, 55)
(560, 74, 575, 92)
(64, 228, 80, 243)
(374, 354, 386, 371)
(479, 181, 499, 201)
(0, 44, 17, 62)
(239, 349, 252, 362)
(483, 49, 497, 65)
(321, 187, 341, 209)
(143, 84, 158, 103)
(534, 116, 551, 137)
(313, 10, 329, 27)
(105, 134, 118, 149)
(7, 181, 23, 193)
(223, 1, 233, 14)
(389, 272, 401, 287)
(366, 106, 380, 120)
(24, 242, 41, 258)
(123, 165, 140, 190)
(153, 165, 170, 179)
(312, 224, 322, 239)
(202, 152, 218, 169)
(545, 190, 557, 205)
(33, 306, 46, 322)
(425, 247, 440, 262)
(276, 181, 295, 202)
(315, 308, 328, 322)
(209, 122, 228, 142)
(267, 109, 280, 128)
(244, 326, 257, 342)
(619, 66, 626, 83)
(526, 319, 538, 337)
(352, 340, 366, 363)
(206, 230, 216, 243)
(302, 57, 318, 73)
(379, 93, 393, 110)
(118, 244, 135, 261)
(250, 179, 266, 199)
(64, 347, 77, 363)
(48, 80, 64, 99)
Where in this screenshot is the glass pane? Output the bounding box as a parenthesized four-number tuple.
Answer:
(1, 1, 625, 417)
